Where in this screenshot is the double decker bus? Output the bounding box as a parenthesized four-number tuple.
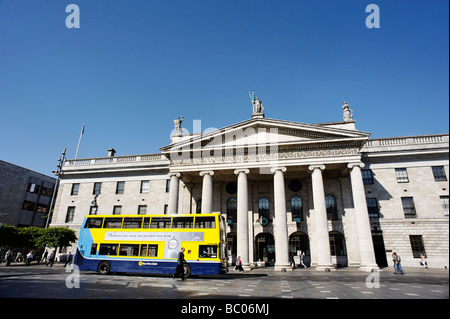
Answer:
(74, 213, 228, 277)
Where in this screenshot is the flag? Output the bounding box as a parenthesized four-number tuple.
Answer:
(81, 123, 85, 135)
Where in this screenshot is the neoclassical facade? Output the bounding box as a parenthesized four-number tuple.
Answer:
(51, 101, 449, 270)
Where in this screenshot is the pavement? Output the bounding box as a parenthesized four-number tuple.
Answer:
(0, 261, 448, 300)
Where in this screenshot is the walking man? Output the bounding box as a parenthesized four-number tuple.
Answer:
(392, 252, 405, 275)
(173, 247, 186, 281)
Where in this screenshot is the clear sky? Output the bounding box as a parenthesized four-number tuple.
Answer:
(0, 0, 448, 177)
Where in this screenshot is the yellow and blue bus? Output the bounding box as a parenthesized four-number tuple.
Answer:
(74, 213, 228, 277)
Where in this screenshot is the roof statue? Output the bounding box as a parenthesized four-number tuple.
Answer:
(173, 116, 184, 135)
(249, 90, 265, 118)
(342, 101, 354, 122)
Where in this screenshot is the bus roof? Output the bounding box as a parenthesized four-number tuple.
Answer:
(84, 213, 221, 218)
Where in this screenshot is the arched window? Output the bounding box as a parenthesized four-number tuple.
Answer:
(289, 231, 310, 256)
(325, 194, 338, 220)
(227, 198, 237, 224)
(258, 197, 270, 220)
(291, 196, 303, 222)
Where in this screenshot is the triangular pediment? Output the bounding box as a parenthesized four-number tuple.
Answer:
(160, 118, 370, 154)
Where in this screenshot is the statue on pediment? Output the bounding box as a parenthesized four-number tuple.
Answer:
(174, 116, 184, 135)
(342, 101, 353, 122)
(249, 90, 265, 118)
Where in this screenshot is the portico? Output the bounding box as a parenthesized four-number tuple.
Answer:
(160, 110, 379, 271)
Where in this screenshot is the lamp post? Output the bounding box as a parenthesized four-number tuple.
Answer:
(45, 148, 66, 229)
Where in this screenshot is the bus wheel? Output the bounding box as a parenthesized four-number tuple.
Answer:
(183, 264, 191, 278)
(98, 261, 111, 275)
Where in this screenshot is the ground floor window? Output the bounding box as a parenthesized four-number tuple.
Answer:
(329, 231, 347, 256)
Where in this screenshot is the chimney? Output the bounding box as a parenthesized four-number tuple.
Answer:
(107, 148, 116, 157)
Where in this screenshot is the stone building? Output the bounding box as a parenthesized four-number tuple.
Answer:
(0, 160, 56, 227)
(50, 100, 449, 269)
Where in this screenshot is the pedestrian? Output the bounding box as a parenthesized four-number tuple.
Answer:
(46, 251, 55, 267)
(25, 251, 33, 266)
(64, 252, 73, 267)
(4, 250, 12, 266)
(235, 256, 244, 272)
(300, 252, 307, 268)
(392, 252, 404, 275)
(173, 247, 186, 280)
(289, 253, 295, 269)
(41, 250, 48, 263)
(420, 253, 428, 269)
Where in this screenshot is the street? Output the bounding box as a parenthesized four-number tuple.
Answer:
(0, 262, 448, 300)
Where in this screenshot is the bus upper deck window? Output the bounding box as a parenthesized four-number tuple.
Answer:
(195, 216, 216, 229)
(103, 217, 123, 228)
(122, 217, 143, 229)
(85, 218, 103, 228)
(150, 217, 171, 229)
(172, 217, 194, 229)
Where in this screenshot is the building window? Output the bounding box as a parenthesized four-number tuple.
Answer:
(164, 204, 168, 214)
(361, 170, 374, 185)
(113, 205, 122, 215)
(71, 183, 79, 195)
(93, 182, 102, 195)
(195, 200, 202, 214)
(140, 180, 150, 193)
(440, 196, 449, 216)
(329, 231, 347, 256)
(89, 206, 98, 215)
(258, 197, 270, 220)
(409, 235, 426, 258)
(325, 194, 338, 220)
(401, 197, 416, 217)
(40, 187, 51, 197)
(138, 205, 147, 215)
(65, 206, 75, 223)
(226, 198, 237, 224)
(27, 183, 40, 194)
(22, 200, 36, 211)
(366, 198, 379, 219)
(395, 168, 409, 183)
(432, 166, 447, 181)
(291, 196, 303, 222)
(116, 181, 125, 194)
(165, 179, 171, 193)
(36, 204, 48, 213)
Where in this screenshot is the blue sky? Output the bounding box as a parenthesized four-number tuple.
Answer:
(0, 0, 448, 176)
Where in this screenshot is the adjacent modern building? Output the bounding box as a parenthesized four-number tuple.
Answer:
(0, 160, 56, 227)
(50, 100, 449, 269)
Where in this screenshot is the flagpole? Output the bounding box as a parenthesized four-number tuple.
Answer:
(74, 123, 85, 159)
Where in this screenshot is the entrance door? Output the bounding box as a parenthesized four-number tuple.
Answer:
(372, 233, 388, 267)
(255, 233, 275, 266)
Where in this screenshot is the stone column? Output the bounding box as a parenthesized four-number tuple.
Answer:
(271, 167, 290, 270)
(167, 173, 181, 215)
(348, 162, 379, 271)
(234, 169, 250, 269)
(308, 165, 334, 271)
(199, 171, 214, 214)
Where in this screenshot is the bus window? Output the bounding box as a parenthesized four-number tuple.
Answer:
(90, 243, 98, 255)
(172, 217, 194, 229)
(122, 217, 143, 229)
(119, 244, 140, 256)
(99, 244, 118, 256)
(147, 244, 158, 257)
(85, 217, 103, 228)
(195, 216, 216, 229)
(103, 218, 123, 228)
(150, 217, 171, 229)
(143, 217, 150, 228)
(199, 245, 217, 258)
(140, 244, 147, 257)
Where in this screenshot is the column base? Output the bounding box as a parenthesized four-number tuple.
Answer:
(315, 265, 336, 271)
(359, 265, 380, 272)
(274, 263, 292, 271)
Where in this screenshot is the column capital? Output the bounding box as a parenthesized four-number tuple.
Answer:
(199, 170, 214, 177)
(169, 172, 181, 178)
(308, 164, 325, 172)
(234, 168, 250, 175)
(270, 166, 287, 174)
(347, 162, 365, 170)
